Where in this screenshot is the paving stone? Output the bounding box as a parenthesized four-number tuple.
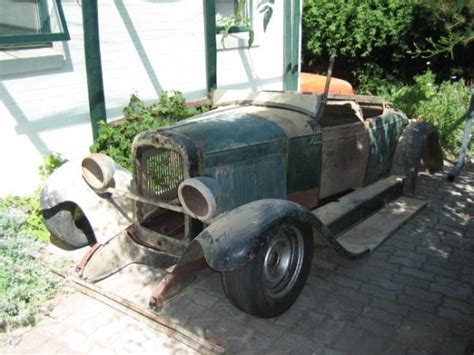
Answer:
(353, 316, 395, 337)
(438, 307, 474, 325)
(404, 286, 443, 304)
(332, 286, 373, 305)
(397, 294, 438, 313)
(393, 249, 428, 262)
(359, 284, 397, 301)
(328, 325, 386, 355)
(437, 337, 470, 355)
(388, 255, 424, 269)
(395, 319, 445, 353)
(400, 266, 436, 281)
(392, 274, 431, 289)
(380, 342, 409, 355)
(311, 319, 346, 346)
(328, 274, 362, 290)
(422, 263, 459, 279)
(314, 294, 365, 322)
(362, 307, 402, 326)
(384, 238, 417, 251)
(369, 276, 403, 292)
(372, 298, 409, 317)
(430, 277, 472, 300)
(272, 332, 324, 354)
(442, 298, 474, 315)
(322, 348, 348, 355)
(425, 256, 464, 271)
(312, 258, 339, 271)
(405, 310, 451, 332)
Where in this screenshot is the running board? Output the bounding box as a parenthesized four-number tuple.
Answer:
(313, 175, 405, 236)
(336, 197, 426, 255)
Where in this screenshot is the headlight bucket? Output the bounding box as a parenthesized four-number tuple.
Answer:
(178, 177, 221, 222)
(81, 153, 116, 192)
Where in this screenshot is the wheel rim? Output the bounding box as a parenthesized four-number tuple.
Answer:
(262, 225, 304, 298)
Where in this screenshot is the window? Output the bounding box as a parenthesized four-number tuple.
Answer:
(0, 0, 69, 49)
(216, 0, 253, 34)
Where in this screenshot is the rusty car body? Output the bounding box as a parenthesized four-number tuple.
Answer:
(41, 90, 443, 318)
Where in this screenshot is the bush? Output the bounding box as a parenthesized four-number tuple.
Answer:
(302, 0, 473, 84)
(0, 210, 63, 334)
(0, 154, 67, 243)
(90, 91, 208, 170)
(359, 71, 472, 158)
(0, 155, 67, 337)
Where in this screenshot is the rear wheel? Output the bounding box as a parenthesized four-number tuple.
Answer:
(222, 220, 313, 318)
(42, 202, 95, 249)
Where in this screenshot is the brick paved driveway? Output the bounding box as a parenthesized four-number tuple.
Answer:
(3, 164, 473, 354)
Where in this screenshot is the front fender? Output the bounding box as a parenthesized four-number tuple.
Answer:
(185, 199, 333, 272)
(40, 160, 134, 244)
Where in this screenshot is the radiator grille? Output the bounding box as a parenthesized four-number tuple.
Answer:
(138, 147, 185, 201)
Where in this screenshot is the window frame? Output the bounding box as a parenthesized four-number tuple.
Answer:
(215, 0, 253, 34)
(0, 0, 70, 46)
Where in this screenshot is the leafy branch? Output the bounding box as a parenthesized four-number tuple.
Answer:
(410, 0, 473, 59)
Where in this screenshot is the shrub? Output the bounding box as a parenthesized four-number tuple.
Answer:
(359, 71, 472, 158)
(0, 155, 67, 337)
(302, 0, 473, 83)
(0, 154, 67, 243)
(90, 91, 208, 170)
(0, 210, 63, 334)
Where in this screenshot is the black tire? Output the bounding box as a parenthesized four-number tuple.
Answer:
(42, 202, 95, 249)
(221, 220, 313, 318)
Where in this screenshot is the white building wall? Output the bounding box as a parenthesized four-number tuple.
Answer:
(0, 0, 285, 196)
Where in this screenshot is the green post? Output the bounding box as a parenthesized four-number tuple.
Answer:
(291, 0, 301, 90)
(82, 0, 106, 140)
(204, 0, 217, 93)
(283, 0, 301, 91)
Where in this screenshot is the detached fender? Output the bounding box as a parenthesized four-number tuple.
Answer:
(391, 120, 443, 196)
(40, 160, 134, 245)
(181, 199, 333, 272)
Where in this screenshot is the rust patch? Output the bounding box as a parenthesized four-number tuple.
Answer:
(319, 122, 370, 199)
(288, 187, 320, 209)
(149, 258, 206, 309)
(76, 243, 103, 275)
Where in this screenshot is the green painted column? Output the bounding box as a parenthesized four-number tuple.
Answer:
(204, 0, 217, 93)
(82, 0, 106, 140)
(283, 0, 301, 91)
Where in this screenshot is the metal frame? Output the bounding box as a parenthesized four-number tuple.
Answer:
(0, 0, 70, 45)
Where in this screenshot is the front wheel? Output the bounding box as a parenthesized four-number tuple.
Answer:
(221, 220, 313, 318)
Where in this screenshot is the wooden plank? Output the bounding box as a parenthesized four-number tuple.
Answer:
(314, 175, 404, 226)
(337, 197, 426, 255)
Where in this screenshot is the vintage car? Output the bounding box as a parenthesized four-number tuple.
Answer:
(40, 90, 443, 318)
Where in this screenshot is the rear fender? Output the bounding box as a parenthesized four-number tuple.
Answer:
(40, 160, 134, 244)
(178, 199, 333, 272)
(391, 121, 443, 196)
